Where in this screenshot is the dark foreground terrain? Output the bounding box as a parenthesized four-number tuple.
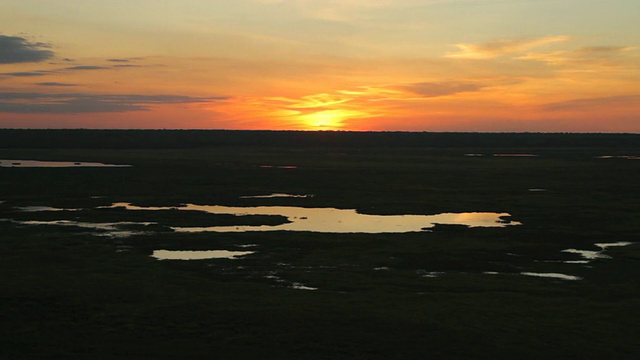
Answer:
(1, 130, 639, 359)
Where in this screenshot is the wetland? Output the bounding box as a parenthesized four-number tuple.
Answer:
(1, 130, 639, 359)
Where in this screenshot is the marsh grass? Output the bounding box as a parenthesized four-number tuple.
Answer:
(1, 131, 639, 359)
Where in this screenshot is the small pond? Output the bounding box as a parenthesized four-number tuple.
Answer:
(596, 156, 640, 160)
(492, 154, 538, 157)
(240, 193, 313, 199)
(3, 218, 152, 238)
(0, 160, 131, 168)
(152, 250, 255, 260)
(107, 202, 520, 234)
(520, 272, 582, 281)
(259, 165, 298, 169)
(562, 242, 633, 263)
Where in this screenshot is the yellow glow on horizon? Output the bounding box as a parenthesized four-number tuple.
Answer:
(298, 109, 368, 129)
(216, 88, 396, 130)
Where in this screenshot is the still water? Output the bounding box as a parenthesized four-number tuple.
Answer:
(152, 250, 254, 260)
(107, 202, 520, 233)
(4, 218, 151, 238)
(0, 160, 131, 168)
(596, 155, 640, 160)
(520, 272, 582, 281)
(562, 242, 633, 263)
(240, 193, 313, 199)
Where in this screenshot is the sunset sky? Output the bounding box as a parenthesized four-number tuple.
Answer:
(1, 0, 638, 131)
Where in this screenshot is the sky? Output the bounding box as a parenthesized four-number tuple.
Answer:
(0, 0, 639, 132)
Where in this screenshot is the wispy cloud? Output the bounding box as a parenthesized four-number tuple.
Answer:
(0, 92, 228, 114)
(543, 95, 640, 112)
(1, 62, 141, 79)
(113, 64, 144, 68)
(35, 82, 79, 87)
(446, 36, 570, 59)
(224, 82, 471, 129)
(280, 93, 353, 109)
(255, 0, 481, 22)
(225, 86, 393, 129)
(64, 65, 110, 71)
(518, 45, 636, 67)
(397, 81, 485, 97)
(573, 46, 633, 55)
(0, 70, 54, 77)
(0, 35, 55, 64)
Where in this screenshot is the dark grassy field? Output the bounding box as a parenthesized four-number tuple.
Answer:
(1, 130, 639, 359)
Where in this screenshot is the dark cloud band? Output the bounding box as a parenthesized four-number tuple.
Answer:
(0, 71, 54, 77)
(0, 92, 228, 114)
(0, 35, 55, 64)
(64, 65, 110, 71)
(35, 82, 79, 87)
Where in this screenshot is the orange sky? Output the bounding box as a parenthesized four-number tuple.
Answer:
(1, 1, 639, 132)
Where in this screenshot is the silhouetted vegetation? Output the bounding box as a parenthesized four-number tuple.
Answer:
(2, 129, 640, 149)
(1, 130, 639, 359)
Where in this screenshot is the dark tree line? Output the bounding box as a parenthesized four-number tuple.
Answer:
(1, 129, 639, 149)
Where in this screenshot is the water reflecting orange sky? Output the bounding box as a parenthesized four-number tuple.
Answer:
(108, 203, 520, 234)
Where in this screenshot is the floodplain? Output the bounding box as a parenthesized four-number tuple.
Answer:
(1, 130, 639, 359)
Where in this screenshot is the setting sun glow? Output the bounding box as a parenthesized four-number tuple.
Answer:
(302, 110, 347, 129)
(0, 1, 638, 132)
(299, 109, 365, 129)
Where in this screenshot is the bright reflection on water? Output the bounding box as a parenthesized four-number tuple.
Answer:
(17, 206, 76, 212)
(240, 193, 314, 199)
(0, 159, 131, 168)
(562, 242, 633, 263)
(484, 271, 582, 281)
(597, 155, 640, 160)
(107, 202, 520, 233)
(562, 249, 608, 260)
(151, 250, 254, 260)
(417, 270, 444, 278)
(6, 219, 152, 238)
(520, 272, 582, 281)
(493, 154, 538, 157)
(289, 283, 318, 291)
(259, 165, 298, 169)
(595, 242, 633, 249)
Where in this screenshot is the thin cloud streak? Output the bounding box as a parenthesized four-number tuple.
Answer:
(446, 36, 570, 59)
(397, 82, 486, 97)
(543, 95, 640, 112)
(518, 45, 637, 67)
(1, 62, 144, 79)
(64, 65, 110, 71)
(0, 71, 54, 77)
(0, 92, 228, 114)
(35, 82, 79, 87)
